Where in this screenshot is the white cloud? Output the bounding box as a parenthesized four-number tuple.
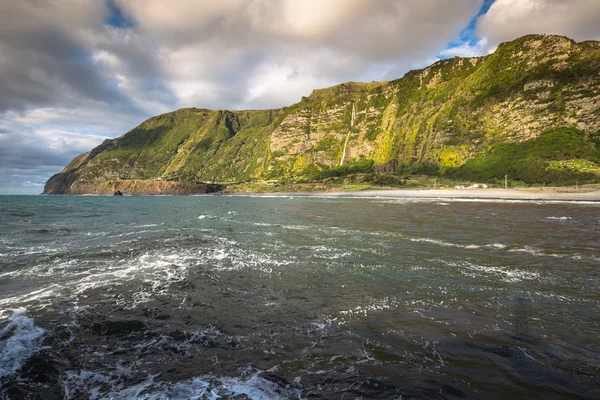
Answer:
(23, 181, 44, 187)
(440, 37, 490, 58)
(116, 0, 482, 109)
(33, 128, 107, 152)
(477, 0, 600, 50)
(245, 59, 320, 109)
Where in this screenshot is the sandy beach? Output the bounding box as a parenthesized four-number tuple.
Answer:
(246, 187, 600, 201)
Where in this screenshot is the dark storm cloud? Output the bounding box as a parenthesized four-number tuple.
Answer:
(0, 0, 175, 115)
(0, 2, 118, 112)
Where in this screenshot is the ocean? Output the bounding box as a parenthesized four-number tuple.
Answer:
(0, 195, 599, 399)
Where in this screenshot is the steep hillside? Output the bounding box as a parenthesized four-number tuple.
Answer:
(45, 35, 600, 194)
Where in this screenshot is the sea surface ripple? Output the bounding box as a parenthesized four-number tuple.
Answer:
(0, 195, 599, 399)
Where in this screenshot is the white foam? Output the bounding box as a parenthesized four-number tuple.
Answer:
(337, 297, 402, 318)
(84, 231, 109, 237)
(198, 214, 220, 220)
(0, 310, 45, 377)
(304, 245, 355, 260)
(405, 235, 506, 250)
(1, 235, 295, 310)
(62, 371, 304, 400)
(281, 224, 310, 231)
(0, 248, 196, 308)
(0, 285, 61, 308)
(545, 216, 572, 221)
(205, 245, 292, 274)
(509, 246, 566, 259)
(445, 260, 541, 282)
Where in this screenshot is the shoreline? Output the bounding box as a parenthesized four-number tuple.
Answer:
(35, 187, 600, 202)
(227, 188, 600, 202)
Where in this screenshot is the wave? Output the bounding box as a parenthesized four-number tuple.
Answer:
(0, 285, 62, 309)
(236, 220, 311, 231)
(198, 214, 219, 220)
(204, 243, 293, 274)
(338, 296, 402, 319)
(508, 246, 568, 259)
(0, 235, 291, 309)
(62, 371, 303, 400)
(442, 260, 541, 283)
(0, 310, 45, 378)
(404, 235, 591, 261)
(300, 245, 355, 260)
(404, 235, 506, 250)
(0, 248, 198, 309)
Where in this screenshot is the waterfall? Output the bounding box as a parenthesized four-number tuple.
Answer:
(340, 103, 355, 166)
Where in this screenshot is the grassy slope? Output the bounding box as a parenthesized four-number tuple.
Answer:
(451, 127, 600, 184)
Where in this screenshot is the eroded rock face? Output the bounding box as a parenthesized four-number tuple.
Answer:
(44, 34, 600, 194)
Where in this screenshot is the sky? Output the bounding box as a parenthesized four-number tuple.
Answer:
(1, 0, 600, 194)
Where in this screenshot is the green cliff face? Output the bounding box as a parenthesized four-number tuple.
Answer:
(44, 35, 600, 194)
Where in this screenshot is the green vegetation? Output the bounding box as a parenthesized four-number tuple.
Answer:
(298, 159, 375, 181)
(449, 127, 600, 184)
(44, 34, 600, 194)
(546, 159, 600, 173)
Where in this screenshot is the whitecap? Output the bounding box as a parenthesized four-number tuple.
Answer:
(62, 371, 304, 400)
(0, 285, 61, 308)
(509, 246, 567, 259)
(302, 245, 355, 260)
(405, 235, 506, 250)
(0, 310, 45, 377)
(444, 260, 541, 282)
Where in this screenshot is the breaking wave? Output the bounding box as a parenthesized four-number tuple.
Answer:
(62, 371, 304, 400)
(0, 310, 45, 377)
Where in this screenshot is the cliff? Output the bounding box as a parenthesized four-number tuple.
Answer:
(45, 35, 600, 194)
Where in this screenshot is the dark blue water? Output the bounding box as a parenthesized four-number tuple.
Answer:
(0, 195, 599, 399)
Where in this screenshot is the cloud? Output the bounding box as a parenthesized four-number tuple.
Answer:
(0, 1, 121, 112)
(118, 0, 480, 60)
(439, 37, 490, 58)
(116, 0, 483, 110)
(477, 0, 600, 50)
(0, 115, 107, 170)
(0, 121, 108, 194)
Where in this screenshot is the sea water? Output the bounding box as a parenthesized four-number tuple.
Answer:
(0, 195, 599, 399)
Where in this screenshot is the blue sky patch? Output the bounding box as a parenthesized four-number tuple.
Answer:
(439, 0, 495, 59)
(105, 0, 134, 29)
